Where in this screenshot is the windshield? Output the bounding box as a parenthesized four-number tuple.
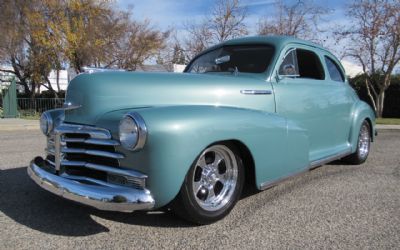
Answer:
(186, 45, 275, 74)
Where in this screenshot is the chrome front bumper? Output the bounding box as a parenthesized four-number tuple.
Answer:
(28, 157, 155, 212)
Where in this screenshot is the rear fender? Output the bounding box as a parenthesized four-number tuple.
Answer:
(349, 101, 376, 152)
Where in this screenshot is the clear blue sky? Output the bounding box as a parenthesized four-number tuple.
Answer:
(116, 0, 349, 32)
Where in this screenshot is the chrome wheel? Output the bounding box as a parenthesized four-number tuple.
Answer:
(191, 145, 238, 212)
(343, 120, 372, 165)
(358, 122, 370, 159)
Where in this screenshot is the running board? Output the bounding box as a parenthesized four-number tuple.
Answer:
(260, 149, 352, 190)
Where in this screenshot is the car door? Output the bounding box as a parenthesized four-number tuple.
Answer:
(272, 45, 349, 163)
(322, 54, 355, 149)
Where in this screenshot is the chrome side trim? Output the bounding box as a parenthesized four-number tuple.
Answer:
(28, 157, 154, 212)
(240, 90, 272, 95)
(260, 148, 352, 190)
(260, 168, 309, 190)
(309, 148, 352, 168)
(123, 112, 148, 151)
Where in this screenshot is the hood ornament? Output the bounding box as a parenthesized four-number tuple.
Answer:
(63, 102, 82, 110)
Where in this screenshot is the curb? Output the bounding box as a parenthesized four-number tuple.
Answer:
(376, 125, 400, 130)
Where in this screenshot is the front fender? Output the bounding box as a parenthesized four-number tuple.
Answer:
(96, 105, 308, 208)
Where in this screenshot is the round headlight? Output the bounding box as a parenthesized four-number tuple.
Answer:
(40, 112, 53, 135)
(119, 112, 147, 151)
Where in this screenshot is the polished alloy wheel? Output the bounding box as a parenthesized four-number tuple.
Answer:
(358, 122, 370, 159)
(191, 145, 238, 212)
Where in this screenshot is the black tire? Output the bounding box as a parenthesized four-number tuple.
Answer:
(344, 120, 371, 164)
(172, 142, 244, 225)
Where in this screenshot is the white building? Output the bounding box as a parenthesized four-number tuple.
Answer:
(39, 70, 69, 92)
(341, 60, 363, 78)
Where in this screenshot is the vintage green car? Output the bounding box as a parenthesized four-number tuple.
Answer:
(28, 36, 376, 224)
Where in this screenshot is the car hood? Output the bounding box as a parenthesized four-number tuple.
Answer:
(64, 71, 273, 125)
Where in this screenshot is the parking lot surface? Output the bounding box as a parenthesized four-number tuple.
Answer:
(0, 129, 399, 249)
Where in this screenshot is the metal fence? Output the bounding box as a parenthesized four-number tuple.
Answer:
(17, 98, 65, 116)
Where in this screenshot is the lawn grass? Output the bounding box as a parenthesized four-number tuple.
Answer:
(18, 109, 41, 120)
(376, 118, 400, 125)
(21, 115, 40, 120)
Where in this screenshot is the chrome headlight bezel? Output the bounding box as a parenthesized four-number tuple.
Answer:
(119, 112, 147, 151)
(40, 111, 53, 135)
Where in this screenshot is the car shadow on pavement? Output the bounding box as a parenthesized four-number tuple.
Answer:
(0, 167, 193, 237)
(0, 163, 363, 236)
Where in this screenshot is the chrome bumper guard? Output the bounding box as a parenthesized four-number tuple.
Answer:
(28, 157, 155, 212)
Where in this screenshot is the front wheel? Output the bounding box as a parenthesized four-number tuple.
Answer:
(344, 120, 371, 164)
(173, 143, 244, 224)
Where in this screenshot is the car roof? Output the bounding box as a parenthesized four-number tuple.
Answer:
(189, 35, 342, 72)
(200, 35, 329, 55)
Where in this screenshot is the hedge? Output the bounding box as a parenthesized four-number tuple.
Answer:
(350, 76, 400, 118)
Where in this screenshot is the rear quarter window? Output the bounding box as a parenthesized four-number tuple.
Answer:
(325, 56, 345, 82)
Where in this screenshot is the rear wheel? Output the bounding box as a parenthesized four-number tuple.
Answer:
(344, 120, 371, 164)
(173, 143, 244, 224)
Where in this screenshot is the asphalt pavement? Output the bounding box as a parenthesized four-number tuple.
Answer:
(0, 129, 399, 249)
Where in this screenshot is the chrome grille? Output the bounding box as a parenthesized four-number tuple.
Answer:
(45, 123, 146, 189)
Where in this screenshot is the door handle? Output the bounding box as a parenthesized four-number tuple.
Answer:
(240, 90, 272, 95)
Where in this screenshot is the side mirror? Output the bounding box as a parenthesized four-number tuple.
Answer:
(282, 64, 296, 75)
(276, 48, 300, 82)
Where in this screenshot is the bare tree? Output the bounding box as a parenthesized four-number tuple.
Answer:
(258, 0, 328, 40)
(183, 0, 248, 61)
(112, 20, 170, 71)
(340, 0, 400, 117)
(184, 23, 214, 61)
(210, 0, 248, 42)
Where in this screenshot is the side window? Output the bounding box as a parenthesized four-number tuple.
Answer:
(279, 48, 325, 80)
(325, 56, 345, 82)
(279, 49, 300, 77)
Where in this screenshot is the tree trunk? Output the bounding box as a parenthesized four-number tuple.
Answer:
(376, 91, 385, 118)
(21, 80, 31, 96)
(30, 82, 36, 99)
